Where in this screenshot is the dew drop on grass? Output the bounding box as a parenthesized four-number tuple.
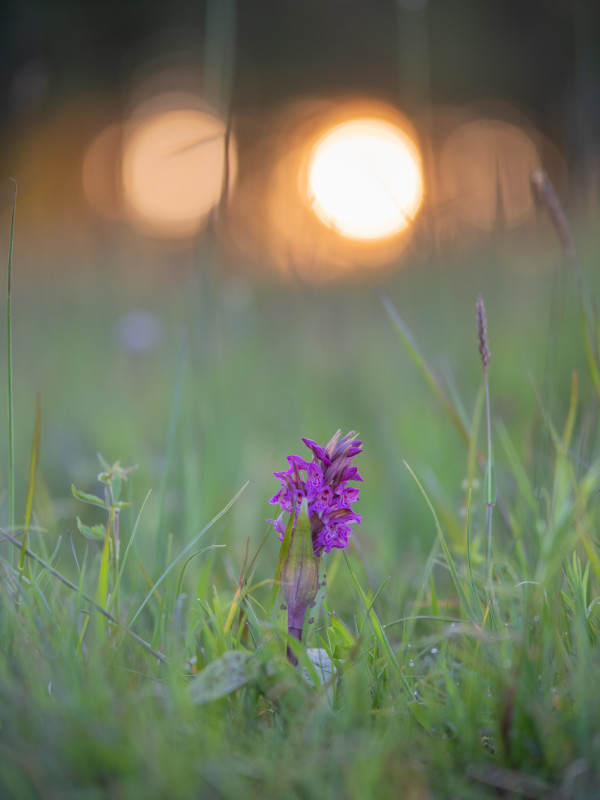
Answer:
(408, 659, 415, 668)
(431, 647, 438, 655)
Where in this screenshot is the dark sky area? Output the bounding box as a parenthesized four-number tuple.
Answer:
(2, 0, 599, 155)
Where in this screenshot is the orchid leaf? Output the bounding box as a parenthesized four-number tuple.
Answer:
(189, 651, 258, 704)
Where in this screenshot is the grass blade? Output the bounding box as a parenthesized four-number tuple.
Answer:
(19, 395, 41, 575)
(107, 490, 152, 613)
(1, 529, 166, 663)
(404, 460, 482, 625)
(96, 518, 112, 633)
(377, 289, 469, 444)
(6, 178, 17, 537)
(268, 512, 295, 618)
(496, 420, 538, 515)
(156, 338, 189, 563)
(344, 553, 400, 673)
(129, 481, 248, 626)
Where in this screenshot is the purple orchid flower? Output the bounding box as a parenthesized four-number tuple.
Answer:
(269, 430, 363, 556)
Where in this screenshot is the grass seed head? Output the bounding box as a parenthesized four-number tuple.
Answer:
(530, 168, 576, 260)
(477, 294, 491, 372)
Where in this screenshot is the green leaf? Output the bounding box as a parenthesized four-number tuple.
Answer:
(19, 395, 42, 574)
(189, 650, 258, 704)
(303, 556, 327, 645)
(111, 473, 122, 503)
(76, 517, 106, 541)
(72, 484, 107, 509)
(281, 499, 319, 638)
(96, 524, 111, 626)
(269, 512, 295, 619)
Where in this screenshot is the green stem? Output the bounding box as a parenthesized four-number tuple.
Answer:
(484, 369, 493, 594)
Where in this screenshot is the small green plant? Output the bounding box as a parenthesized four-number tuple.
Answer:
(72, 456, 136, 619)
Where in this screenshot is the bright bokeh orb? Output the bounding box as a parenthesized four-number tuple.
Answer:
(122, 106, 235, 238)
(306, 119, 423, 240)
(439, 119, 540, 230)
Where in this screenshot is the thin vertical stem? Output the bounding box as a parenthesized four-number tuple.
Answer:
(477, 294, 494, 597)
(484, 369, 493, 591)
(204, 0, 237, 115)
(531, 168, 600, 399)
(19, 394, 41, 575)
(7, 178, 17, 537)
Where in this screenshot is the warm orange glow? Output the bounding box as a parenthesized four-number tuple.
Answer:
(122, 104, 236, 238)
(306, 119, 423, 240)
(225, 99, 424, 282)
(439, 119, 540, 230)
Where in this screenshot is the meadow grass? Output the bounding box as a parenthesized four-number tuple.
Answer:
(1, 211, 600, 798)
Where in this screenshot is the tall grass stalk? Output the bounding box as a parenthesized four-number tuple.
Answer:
(18, 394, 41, 575)
(531, 168, 600, 397)
(6, 178, 16, 539)
(156, 338, 188, 563)
(477, 295, 495, 595)
(377, 288, 470, 444)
